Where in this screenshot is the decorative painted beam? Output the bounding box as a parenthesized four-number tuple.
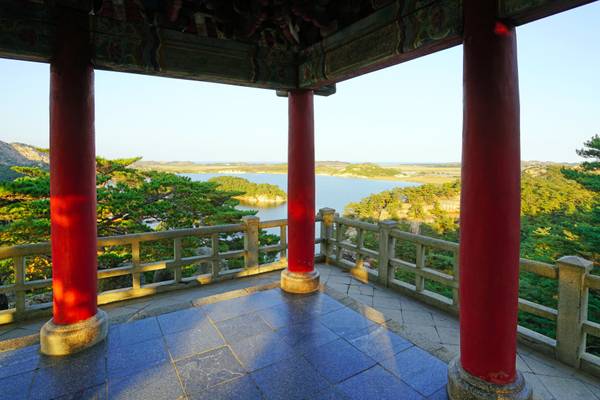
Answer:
(0, 2, 296, 89)
(298, 0, 597, 89)
(298, 0, 463, 89)
(499, 0, 597, 25)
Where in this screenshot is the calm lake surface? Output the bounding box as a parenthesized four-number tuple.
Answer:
(183, 173, 419, 221)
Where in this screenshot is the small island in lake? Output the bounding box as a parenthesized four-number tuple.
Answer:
(209, 176, 287, 206)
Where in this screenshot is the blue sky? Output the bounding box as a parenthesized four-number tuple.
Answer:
(1, 3, 598, 163)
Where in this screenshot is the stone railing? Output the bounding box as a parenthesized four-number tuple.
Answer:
(317, 208, 599, 376)
(0, 215, 323, 326)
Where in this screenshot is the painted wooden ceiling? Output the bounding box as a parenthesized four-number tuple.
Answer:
(0, 0, 595, 93)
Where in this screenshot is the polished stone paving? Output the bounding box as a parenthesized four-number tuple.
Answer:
(1, 263, 600, 399)
(0, 287, 448, 400)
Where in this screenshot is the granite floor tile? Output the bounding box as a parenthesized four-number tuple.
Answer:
(30, 347, 107, 400)
(164, 319, 225, 361)
(0, 370, 34, 400)
(402, 310, 436, 327)
(109, 362, 184, 400)
(108, 317, 162, 348)
(229, 330, 296, 371)
(54, 383, 107, 400)
(380, 347, 447, 397)
(188, 375, 264, 400)
(310, 386, 351, 400)
(202, 295, 268, 322)
(372, 295, 404, 310)
(436, 327, 460, 346)
(346, 325, 414, 362)
(318, 307, 376, 338)
(176, 346, 245, 396)
(275, 320, 339, 354)
(157, 306, 208, 334)
(427, 387, 449, 400)
(107, 337, 169, 379)
(292, 293, 346, 316)
(336, 365, 424, 400)
(520, 353, 573, 378)
(522, 372, 556, 400)
(303, 338, 376, 384)
(256, 302, 314, 329)
(0, 344, 40, 379)
(537, 375, 598, 400)
(215, 313, 273, 343)
(251, 356, 329, 400)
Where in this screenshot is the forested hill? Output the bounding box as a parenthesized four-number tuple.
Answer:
(0, 141, 49, 181)
(208, 176, 286, 205)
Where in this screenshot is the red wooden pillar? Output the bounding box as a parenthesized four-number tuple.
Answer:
(448, 1, 531, 399)
(281, 90, 320, 294)
(40, 10, 107, 356)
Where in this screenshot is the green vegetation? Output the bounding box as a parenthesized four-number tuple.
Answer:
(0, 157, 279, 305)
(208, 176, 286, 205)
(344, 135, 600, 347)
(334, 163, 401, 178)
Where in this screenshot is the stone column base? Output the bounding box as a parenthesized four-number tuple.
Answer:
(281, 269, 320, 294)
(40, 310, 108, 356)
(447, 357, 532, 400)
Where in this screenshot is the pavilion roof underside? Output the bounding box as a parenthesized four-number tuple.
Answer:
(0, 0, 595, 93)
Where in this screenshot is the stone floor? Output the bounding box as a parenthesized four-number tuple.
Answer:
(0, 263, 599, 400)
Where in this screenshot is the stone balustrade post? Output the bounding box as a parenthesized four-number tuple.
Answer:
(242, 216, 260, 270)
(378, 220, 398, 287)
(556, 255, 593, 368)
(318, 208, 335, 263)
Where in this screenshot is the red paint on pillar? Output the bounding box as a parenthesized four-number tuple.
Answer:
(459, 1, 521, 385)
(50, 11, 98, 325)
(287, 90, 315, 274)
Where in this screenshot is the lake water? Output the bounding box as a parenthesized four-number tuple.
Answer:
(182, 173, 419, 221)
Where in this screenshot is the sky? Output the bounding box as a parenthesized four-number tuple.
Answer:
(0, 3, 599, 163)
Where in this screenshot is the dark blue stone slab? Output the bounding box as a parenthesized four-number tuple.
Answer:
(336, 365, 424, 400)
(157, 307, 208, 335)
(109, 362, 184, 400)
(275, 320, 339, 354)
(0, 344, 40, 379)
(188, 375, 264, 400)
(303, 338, 376, 384)
(346, 325, 413, 362)
(215, 313, 273, 343)
(380, 346, 448, 397)
(107, 337, 169, 379)
(176, 346, 245, 397)
(0, 370, 34, 400)
(251, 356, 329, 400)
(164, 319, 224, 361)
(256, 301, 313, 329)
(30, 344, 107, 400)
(310, 386, 351, 400)
(229, 331, 296, 371)
(108, 317, 162, 349)
(54, 383, 107, 400)
(317, 307, 376, 338)
(428, 387, 450, 399)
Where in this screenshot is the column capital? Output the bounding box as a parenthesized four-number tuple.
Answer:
(557, 256, 593, 271)
(242, 215, 260, 225)
(378, 219, 398, 230)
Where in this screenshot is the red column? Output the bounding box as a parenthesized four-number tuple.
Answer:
(287, 90, 315, 274)
(49, 12, 98, 325)
(459, 1, 521, 385)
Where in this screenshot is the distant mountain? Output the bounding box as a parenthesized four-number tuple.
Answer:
(0, 141, 49, 180)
